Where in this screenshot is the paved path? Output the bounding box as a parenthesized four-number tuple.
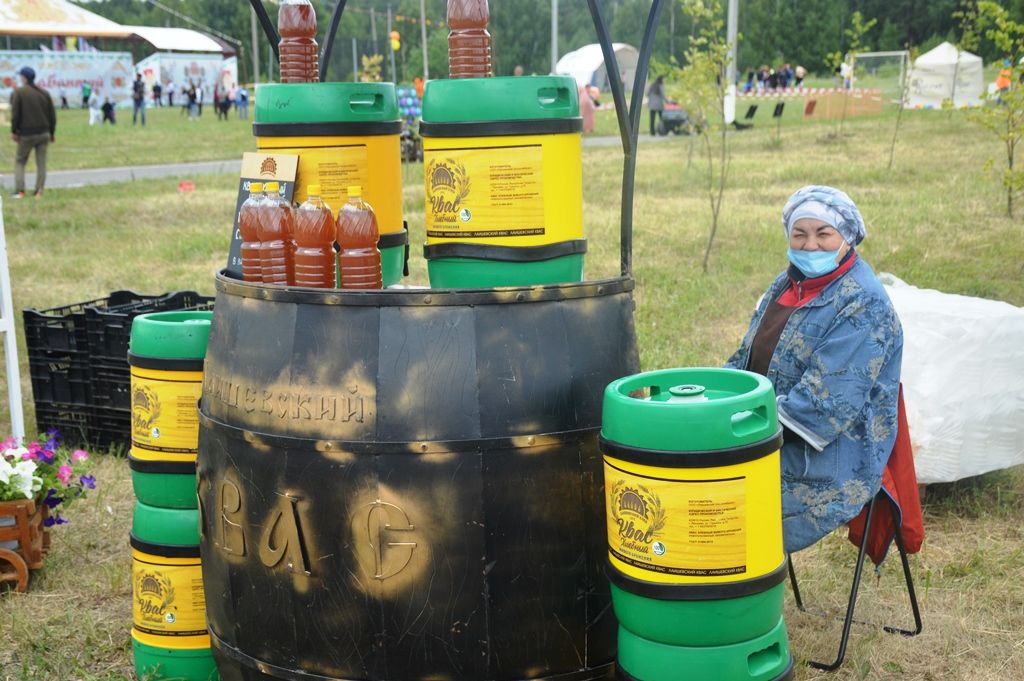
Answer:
(0, 158, 243, 191)
(0, 134, 676, 191)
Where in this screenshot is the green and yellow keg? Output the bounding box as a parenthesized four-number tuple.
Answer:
(131, 501, 217, 681)
(254, 82, 407, 286)
(129, 311, 212, 509)
(420, 76, 585, 287)
(601, 368, 792, 681)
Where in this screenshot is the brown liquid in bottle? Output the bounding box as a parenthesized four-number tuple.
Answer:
(448, 0, 493, 79)
(279, 0, 320, 84)
(258, 182, 296, 286)
(239, 183, 263, 283)
(336, 186, 382, 290)
(294, 186, 336, 289)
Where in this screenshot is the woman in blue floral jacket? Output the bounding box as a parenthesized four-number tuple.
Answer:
(726, 186, 903, 553)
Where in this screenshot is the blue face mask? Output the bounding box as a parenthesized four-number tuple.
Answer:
(787, 248, 842, 278)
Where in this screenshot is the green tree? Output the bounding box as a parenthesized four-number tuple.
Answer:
(971, 1, 1024, 218)
(665, 0, 732, 273)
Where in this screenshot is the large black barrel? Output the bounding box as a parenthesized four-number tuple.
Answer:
(197, 271, 639, 681)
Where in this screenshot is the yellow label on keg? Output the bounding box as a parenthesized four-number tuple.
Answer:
(302, 144, 368, 211)
(605, 461, 747, 577)
(132, 554, 208, 638)
(132, 368, 204, 454)
(425, 145, 545, 239)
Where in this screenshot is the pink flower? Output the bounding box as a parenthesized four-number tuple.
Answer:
(27, 441, 41, 455)
(21, 450, 35, 460)
(57, 464, 74, 484)
(1, 436, 17, 450)
(71, 450, 89, 462)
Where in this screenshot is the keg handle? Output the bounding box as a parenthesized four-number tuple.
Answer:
(586, 0, 666, 277)
(246, 0, 349, 82)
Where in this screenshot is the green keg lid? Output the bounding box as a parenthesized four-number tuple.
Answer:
(422, 75, 580, 122)
(255, 82, 398, 124)
(602, 368, 779, 451)
(132, 501, 200, 547)
(129, 311, 212, 360)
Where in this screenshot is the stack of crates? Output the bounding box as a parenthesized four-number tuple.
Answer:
(22, 291, 213, 448)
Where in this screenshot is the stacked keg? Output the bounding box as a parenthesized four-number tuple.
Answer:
(601, 368, 794, 681)
(127, 311, 217, 681)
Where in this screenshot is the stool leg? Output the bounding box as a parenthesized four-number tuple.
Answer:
(787, 554, 807, 612)
(808, 494, 878, 672)
(883, 522, 924, 637)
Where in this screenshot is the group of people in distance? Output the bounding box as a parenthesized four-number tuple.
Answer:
(744, 63, 807, 93)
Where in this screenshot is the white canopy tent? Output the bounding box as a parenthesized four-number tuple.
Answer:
(0, 0, 130, 39)
(555, 43, 639, 93)
(906, 41, 985, 109)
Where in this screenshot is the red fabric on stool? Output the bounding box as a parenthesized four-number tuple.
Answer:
(847, 385, 925, 565)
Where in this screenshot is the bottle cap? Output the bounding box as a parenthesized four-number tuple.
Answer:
(308, 184, 321, 196)
(265, 181, 280, 193)
(347, 185, 362, 198)
(249, 182, 263, 193)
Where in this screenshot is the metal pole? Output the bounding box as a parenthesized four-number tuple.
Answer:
(371, 8, 378, 52)
(250, 6, 261, 83)
(353, 37, 358, 81)
(551, 0, 559, 74)
(420, 0, 430, 80)
(388, 6, 397, 83)
(724, 0, 738, 124)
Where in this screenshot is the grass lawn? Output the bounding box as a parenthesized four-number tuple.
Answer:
(0, 105, 254, 173)
(0, 107, 1023, 680)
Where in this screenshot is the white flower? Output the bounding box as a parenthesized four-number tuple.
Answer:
(13, 472, 38, 500)
(0, 457, 13, 485)
(12, 459, 37, 480)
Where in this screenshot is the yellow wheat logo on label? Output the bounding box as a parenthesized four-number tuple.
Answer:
(132, 384, 162, 440)
(135, 569, 176, 625)
(427, 158, 471, 226)
(610, 479, 667, 562)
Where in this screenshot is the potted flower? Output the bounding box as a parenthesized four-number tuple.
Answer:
(1, 430, 96, 591)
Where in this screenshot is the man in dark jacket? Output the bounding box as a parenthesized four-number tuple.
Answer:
(11, 67, 57, 198)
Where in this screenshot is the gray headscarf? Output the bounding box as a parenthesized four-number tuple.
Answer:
(781, 185, 866, 246)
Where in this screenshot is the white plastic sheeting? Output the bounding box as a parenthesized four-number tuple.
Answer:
(881, 274, 1024, 483)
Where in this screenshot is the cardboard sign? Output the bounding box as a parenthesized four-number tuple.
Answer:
(225, 152, 299, 278)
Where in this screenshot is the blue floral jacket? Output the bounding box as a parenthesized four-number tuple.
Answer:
(726, 257, 903, 552)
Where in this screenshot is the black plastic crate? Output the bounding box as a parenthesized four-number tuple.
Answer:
(91, 362, 132, 411)
(85, 291, 214, 364)
(90, 406, 131, 450)
(27, 352, 91, 406)
(23, 290, 166, 357)
(34, 403, 91, 449)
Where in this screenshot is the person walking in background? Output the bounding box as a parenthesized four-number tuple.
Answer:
(166, 79, 176, 107)
(794, 65, 807, 89)
(646, 75, 665, 135)
(237, 86, 249, 119)
(187, 82, 199, 121)
(101, 97, 116, 125)
(58, 88, 69, 110)
(10, 67, 57, 199)
(81, 81, 91, 109)
(88, 89, 102, 126)
(579, 84, 596, 133)
(196, 82, 204, 117)
(132, 73, 146, 126)
(152, 80, 162, 107)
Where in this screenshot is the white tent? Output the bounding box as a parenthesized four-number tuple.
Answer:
(555, 43, 639, 93)
(125, 26, 226, 55)
(906, 41, 984, 109)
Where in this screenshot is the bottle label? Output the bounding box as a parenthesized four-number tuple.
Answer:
(299, 144, 368, 212)
(132, 553, 208, 638)
(604, 459, 749, 579)
(131, 367, 204, 455)
(425, 145, 544, 240)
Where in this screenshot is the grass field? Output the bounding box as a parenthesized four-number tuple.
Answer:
(0, 106, 1023, 680)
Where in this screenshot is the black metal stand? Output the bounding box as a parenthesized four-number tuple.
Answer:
(787, 491, 923, 672)
(585, 0, 664, 277)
